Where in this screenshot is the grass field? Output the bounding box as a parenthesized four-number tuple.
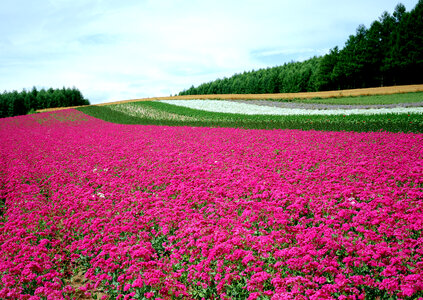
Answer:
(274, 92, 423, 105)
(77, 100, 423, 133)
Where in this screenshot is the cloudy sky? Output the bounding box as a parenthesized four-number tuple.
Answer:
(0, 0, 419, 104)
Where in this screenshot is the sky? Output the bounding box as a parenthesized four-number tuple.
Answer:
(0, 0, 419, 104)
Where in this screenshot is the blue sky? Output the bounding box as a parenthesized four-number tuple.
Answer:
(0, 0, 419, 104)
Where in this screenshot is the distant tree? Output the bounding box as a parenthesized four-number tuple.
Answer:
(36, 89, 47, 110)
(6, 93, 14, 117)
(178, 2, 423, 95)
(12, 90, 26, 116)
(0, 87, 90, 118)
(24, 90, 33, 112)
(400, 1, 423, 83)
(380, 10, 402, 85)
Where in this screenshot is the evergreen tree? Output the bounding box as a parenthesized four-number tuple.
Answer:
(178, 2, 423, 95)
(0, 87, 90, 118)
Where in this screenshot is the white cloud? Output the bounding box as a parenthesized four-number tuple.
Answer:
(0, 0, 419, 103)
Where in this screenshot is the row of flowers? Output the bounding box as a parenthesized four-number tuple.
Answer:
(158, 100, 423, 115)
(0, 109, 422, 299)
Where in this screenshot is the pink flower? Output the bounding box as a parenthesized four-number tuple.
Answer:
(1, 110, 422, 299)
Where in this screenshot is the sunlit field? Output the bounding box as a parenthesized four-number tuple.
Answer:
(1, 109, 422, 299)
(77, 99, 423, 133)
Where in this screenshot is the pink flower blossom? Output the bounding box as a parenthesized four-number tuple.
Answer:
(0, 110, 422, 299)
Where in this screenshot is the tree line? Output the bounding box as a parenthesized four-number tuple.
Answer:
(179, 1, 423, 96)
(0, 87, 90, 118)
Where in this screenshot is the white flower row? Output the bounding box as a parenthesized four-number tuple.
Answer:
(159, 100, 423, 115)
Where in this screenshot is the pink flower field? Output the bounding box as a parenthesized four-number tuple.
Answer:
(1, 109, 422, 300)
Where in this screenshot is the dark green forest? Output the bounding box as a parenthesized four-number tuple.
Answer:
(0, 87, 89, 118)
(179, 1, 423, 96)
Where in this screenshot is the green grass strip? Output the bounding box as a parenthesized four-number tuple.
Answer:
(76, 101, 423, 133)
(273, 91, 423, 105)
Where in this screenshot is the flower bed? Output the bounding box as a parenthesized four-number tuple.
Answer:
(158, 100, 423, 115)
(1, 110, 422, 299)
